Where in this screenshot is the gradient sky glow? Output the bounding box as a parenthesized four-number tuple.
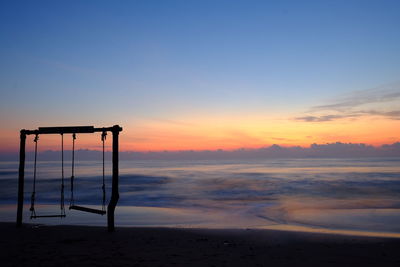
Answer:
(1, 0, 400, 152)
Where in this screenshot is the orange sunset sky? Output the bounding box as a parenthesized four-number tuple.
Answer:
(1, 1, 399, 153)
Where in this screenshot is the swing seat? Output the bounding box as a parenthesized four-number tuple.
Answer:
(31, 214, 66, 219)
(69, 205, 106, 215)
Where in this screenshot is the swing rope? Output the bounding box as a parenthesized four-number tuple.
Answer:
(29, 134, 66, 219)
(68, 132, 107, 215)
(101, 131, 107, 212)
(69, 133, 76, 207)
(29, 130, 107, 219)
(60, 133, 66, 216)
(29, 134, 39, 218)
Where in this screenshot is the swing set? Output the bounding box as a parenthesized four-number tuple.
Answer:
(16, 125, 122, 231)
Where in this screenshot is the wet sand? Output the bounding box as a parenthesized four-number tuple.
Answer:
(1, 222, 400, 266)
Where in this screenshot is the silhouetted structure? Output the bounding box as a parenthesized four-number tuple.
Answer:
(16, 125, 123, 232)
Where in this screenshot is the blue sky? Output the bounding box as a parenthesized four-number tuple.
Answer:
(1, 0, 400, 151)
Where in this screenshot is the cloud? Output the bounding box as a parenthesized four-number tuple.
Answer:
(294, 110, 400, 122)
(294, 82, 400, 122)
(312, 82, 400, 112)
(270, 137, 293, 141)
(1, 142, 400, 160)
(360, 110, 400, 120)
(146, 117, 193, 126)
(294, 114, 358, 122)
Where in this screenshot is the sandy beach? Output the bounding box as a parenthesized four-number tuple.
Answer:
(1, 223, 400, 267)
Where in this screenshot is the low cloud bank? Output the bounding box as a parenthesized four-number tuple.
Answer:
(1, 142, 400, 161)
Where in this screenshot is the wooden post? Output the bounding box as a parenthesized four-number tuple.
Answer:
(108, 125, 121, 232)
(16, 130, 26, 227)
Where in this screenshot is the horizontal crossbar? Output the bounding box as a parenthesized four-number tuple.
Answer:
(22, 125, 123, 135)
(69, 205, 106, 215)
(31, 214, 66, 219)
(39, 126, 95, 134)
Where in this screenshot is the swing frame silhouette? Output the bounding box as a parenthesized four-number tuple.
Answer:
(16, 125, 123, 232)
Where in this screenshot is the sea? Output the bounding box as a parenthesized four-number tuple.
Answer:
(1, 158, 400, 237)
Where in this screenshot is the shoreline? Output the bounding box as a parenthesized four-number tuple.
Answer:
(2, 222, 400, 266)
(2, 204, 400, 239)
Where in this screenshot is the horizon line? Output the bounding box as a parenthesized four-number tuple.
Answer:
(1, 141, 399, 154)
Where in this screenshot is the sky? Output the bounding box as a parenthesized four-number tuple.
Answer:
(0, 0, 400, 153)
